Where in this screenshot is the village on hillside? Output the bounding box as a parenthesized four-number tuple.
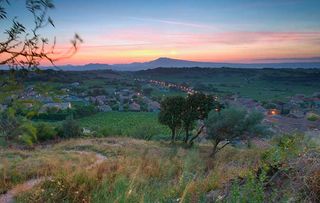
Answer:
(1, 75, 319, 136)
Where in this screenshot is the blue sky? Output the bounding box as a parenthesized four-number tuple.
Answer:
(1, 0, 320, 64)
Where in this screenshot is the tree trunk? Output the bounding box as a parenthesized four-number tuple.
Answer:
(188, 124, 204, 145)
(210, 140, 219, 158)
(184, 127, 189, 143)
(171, 128, 176, 143)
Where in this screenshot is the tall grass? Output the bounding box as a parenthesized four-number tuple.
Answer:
(8, 137, 263, 202)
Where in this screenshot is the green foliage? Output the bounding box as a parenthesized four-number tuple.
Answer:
(17, 123, 38, 146)
(206, 108, 265, 157)
(182, 93, 217, 143)
(98, 127, 123, 137)
(19, 134, 34, 147)
(78, 112, 169, 138)
(307, 113, 320, 121)
(137, 67, 320, 101)
(26, 111, 38, 119)
(228, 171, 267, 203)
(92, 176, 132, 202)
(34, 111, 71, 121)
(0, 107, 21, 141)
(61, 117, 82, 138)
(36, 123, 57, 141)
(261, 134, 304, 167)
(73, 104, 97, 119)
(159, 96, 185, 142)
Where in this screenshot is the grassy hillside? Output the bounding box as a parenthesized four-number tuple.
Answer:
(1, 135, 317, 202)
(1, 137, 262, 202)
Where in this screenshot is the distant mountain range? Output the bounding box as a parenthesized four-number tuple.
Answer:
(1, 57, 320, 71)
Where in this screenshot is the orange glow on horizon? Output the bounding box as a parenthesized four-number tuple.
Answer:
(3, 31, 319, 66)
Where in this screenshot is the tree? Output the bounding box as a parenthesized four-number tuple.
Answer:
(158, 96, 185, 143)
(187, 96, 223, 145)
(0, 0, 82, 70)
(205, 108, 265, 157)
(182, 93, 214, 143)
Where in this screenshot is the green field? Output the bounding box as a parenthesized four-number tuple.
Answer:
(77, 112, 170, 139)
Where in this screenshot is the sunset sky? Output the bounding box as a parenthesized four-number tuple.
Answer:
(2, 0, 320, 65)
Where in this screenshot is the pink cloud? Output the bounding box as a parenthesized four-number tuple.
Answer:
(99, 30, 320, 46)
(50, 30, 320, 65)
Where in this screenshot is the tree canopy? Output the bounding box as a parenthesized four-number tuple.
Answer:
(158, 96, 185, 142)
(206, 107, 266, 157)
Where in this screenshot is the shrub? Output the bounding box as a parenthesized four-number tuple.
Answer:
(307, 113, 320, 121)
(228, 171, 267, 203)
(261, 134, 304, 167)
(36, 123, 57, 141)
(61, 117, 82, 138)
(206, 108, 265, 157)
(19, 134, 34, 147)
(17, 123, 37, 146)
(0, 107, 21, 141)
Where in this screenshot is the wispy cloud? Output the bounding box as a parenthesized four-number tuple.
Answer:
(128, 17, 217, 30)
(99, 30, 320, 47)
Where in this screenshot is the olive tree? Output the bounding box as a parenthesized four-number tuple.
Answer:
(205, 107, 265, 157)
(158, 96, 185, 143)
(182, 93, 215, 143)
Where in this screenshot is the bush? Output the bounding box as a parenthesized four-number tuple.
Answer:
(262, 134, 304, 166)
(206, 108, 265, 157)
(61, 117, 82, 138)
(36, 123, 57, 141)
(17, 123, 37, 146)
(307, 113, 320, 121)
(228, 171, 267, 203)
(19, 134, 34, 146)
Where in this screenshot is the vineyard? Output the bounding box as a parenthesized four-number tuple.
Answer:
(77, 112, 170, 139)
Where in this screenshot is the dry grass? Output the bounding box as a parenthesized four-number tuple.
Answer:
(2, 137, 265, 202)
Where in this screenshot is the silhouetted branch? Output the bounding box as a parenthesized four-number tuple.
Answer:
(0, 0, 82, 70)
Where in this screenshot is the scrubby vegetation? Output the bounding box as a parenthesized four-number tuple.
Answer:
(0, 134, 318, 203)
(1, 138, 262, 202)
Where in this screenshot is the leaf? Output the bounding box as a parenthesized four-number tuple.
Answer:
(0, 6, 7, 19)
(48, 17, 55, 27)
